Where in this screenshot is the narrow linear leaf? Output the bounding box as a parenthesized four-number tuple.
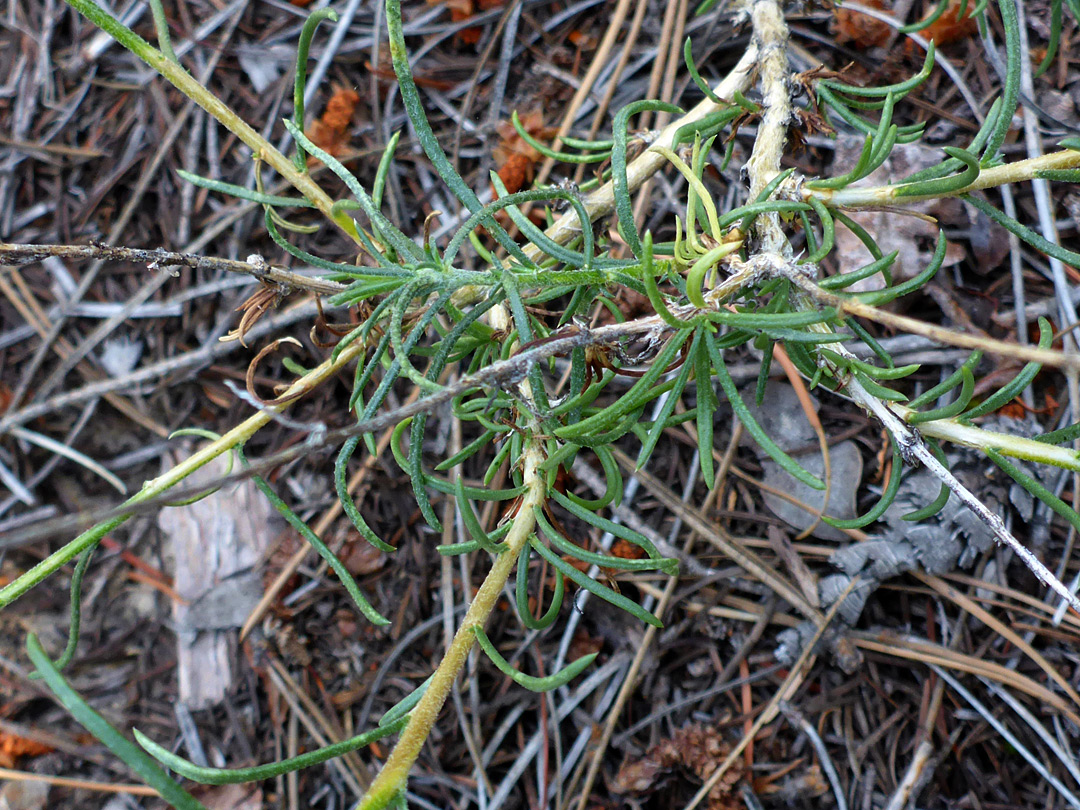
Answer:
(529, 535, 663, 627)
(515, 540, 565, 630)
(27, 634, 209, 810)
(292, 8, 339, 169)
(987, 449, 1080, 537)
(550, 489, 664, 559)
(963, 318, 1052, 419)
(612, 99, 683, 256)
(965, 195, 1080, 270)
(379, 676, 432, 727)
(134, 718, 407, 785)
(823, 440, 903, 529)
(240, 447, 389, 626)
(534, 506, 677, 575)
(906, 351, 982, 411)
(336, 436, 396, 552)
(903, 440, 951, 521)
(907, 366, 975, 424)
(637, 329, 700, 468)
(456, 477, 508, 553)
(471, 626, 596, 691)
(706, 331, 825, 490)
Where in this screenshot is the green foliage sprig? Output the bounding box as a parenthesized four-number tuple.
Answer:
(15, 0, 1080, 807)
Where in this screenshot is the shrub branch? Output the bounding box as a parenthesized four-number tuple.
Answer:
(357, 432, 547, 810)
(742, 0, 794, 255)
(806, 147, 1080, 207)
(0, 243, 348, 297)
(61, 0, 362, 244)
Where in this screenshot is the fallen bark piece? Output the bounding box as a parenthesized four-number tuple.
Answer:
(158, 449, 276, 708)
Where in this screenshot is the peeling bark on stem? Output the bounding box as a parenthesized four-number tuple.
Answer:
(840, 359, 1080, 616)
(741, 0, 794, 256)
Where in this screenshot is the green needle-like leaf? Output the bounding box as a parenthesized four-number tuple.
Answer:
(135, 718, 408, 785)
(706, 331, 825, 490)
(27, 634, 209, 810)
(471, 626, 597, 691)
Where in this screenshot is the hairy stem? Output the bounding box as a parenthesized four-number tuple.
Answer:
(0, 342, 366, 608)
(62, 0, 361, 245)
(356, 434, 547, 810)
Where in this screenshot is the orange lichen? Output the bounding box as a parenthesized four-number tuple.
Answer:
(0, 732, 54, 768)
(834, 0, 890, 48)
(492, 109, 556, 194)
(305, 86, 361, 159)
(427, 0, 505, 45)
(915, 0, 978, 47)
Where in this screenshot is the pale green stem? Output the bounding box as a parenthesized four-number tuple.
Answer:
(807, 148, 1080, 207)
(356, 436, 547, 810)
(62, 0, 360, 245)
(892, 405, 1080, 472)
(521, 44, 760, 264)
(0, 342, 366, 609)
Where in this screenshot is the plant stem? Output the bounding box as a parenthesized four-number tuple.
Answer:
(0, 243, 348, 296)
(807, 147, 1080, 207)
(62, 0, 361, 245)
(521, 44, 760, 264)
(0, 342, 366, 609)
(848, 374, 1080, 615)
(786, 257, 1080, 612)
(892, 406, 1080, 472)
(788, 272, 1080, 372)
(356, 433, 547, 810)
(742, 0, 794, 255)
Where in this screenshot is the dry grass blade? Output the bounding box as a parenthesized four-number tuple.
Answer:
(930, 665, 1080, 809)
(682, 577, 860, 810)
(611, 448, 828, 632)
(913, 572, 1080, 710)
(0, 768, 158, 796)
(852, 633, 1080, 728)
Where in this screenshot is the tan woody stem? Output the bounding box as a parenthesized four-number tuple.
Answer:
(63, 0, 362, 245)
(356, 435, 547, 810)
(741, 0, 794, 255)
(524, 44, 760, 262)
